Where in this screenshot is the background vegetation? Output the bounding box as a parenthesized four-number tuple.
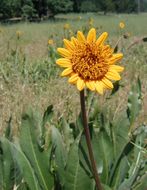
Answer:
(0, 0, 147, 20)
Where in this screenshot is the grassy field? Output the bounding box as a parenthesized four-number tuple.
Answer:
(0, 13, 147, 135)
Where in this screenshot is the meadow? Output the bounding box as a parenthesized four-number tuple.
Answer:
(0, 12, 147, 133)
(0, 13, 147, 190)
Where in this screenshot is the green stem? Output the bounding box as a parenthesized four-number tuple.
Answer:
(80, 90, 103, 190)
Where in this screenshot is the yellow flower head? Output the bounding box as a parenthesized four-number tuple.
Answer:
(64, 23, 70, 30)
(16, 30, 22, 38)
(56, 28, 124, 94)
(77, 16, 82, 20)
(48, 39, 54, 45)
(119, 22, 125, 29)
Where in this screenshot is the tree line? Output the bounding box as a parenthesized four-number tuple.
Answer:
(0, 0, 147, 20)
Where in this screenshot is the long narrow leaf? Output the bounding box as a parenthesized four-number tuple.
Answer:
(64, 135, 94, 190)
(20, 112, 53, 190)
(1, 138, 39, 190)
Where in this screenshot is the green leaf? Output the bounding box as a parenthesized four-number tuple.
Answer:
(76, 113, 84, 132)
(60, 118, 74, 152)
(111, 156, 129, 189)
(39, 105, 54, 150)
(112, 113, 130, 157)
(108, 140, 134, 187)
(17, 182, 29, 190)
(79, 128, 113, 185)
(0, 137, 39, 190)
(93, 130, 113, 184)
(129, 125, 147, 189)
(88, 97, 100, 122)
(79, 135, 94, 177)
(127, 79, 142, 131)
(108, 115, 132, 187)
(19, 111, 53, 190)
(102, 184, 113, 190)
(51, 126, 67, 185)
(116, 125, 147, 190)
(0, 137, 14, 190)
(41, 105, 53, 135)
(133, 125, 147, 159)
(118, 152, 146, 190)
(0, 155, 3, 189)
(64, 136, 94, 190)
(5, 116, 13, 140)
(10, 140, 40, 190)
(117, 162, 140, 190)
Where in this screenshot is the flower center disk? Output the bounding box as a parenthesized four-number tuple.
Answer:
(71, 42, 109, 81)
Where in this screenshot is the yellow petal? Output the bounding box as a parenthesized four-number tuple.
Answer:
(102, 78, 113, 89)
(87, 28, 96, 43)
(109, 65, 124, 72)
(77, 31, 86, 42)
(95, 81, 104, 95)
(68, 74, 79, 84)
(63, 39, 75, 50)
(57, 48, 71, 58)
(102, 45, 110, 51)
(56, 58, 72, 67)
(96, 32, 108, 46)
(61, 67, 73, 76)
(106, 70, 121, 81)
(86, 81, 95, 91)
(71, 37, 78, 46)
(109, 53, 123, 64)
(77, 78, 85, 91)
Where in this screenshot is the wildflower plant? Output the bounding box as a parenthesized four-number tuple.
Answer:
(56, 28, 124, 189)
(47, 38, 58, 76)
(89, 17, 94, 27)
(64, 23, 70, 30)
(77, 16, 82, 20)
(119, 21, 125, 29)
(16, 30, 23, 39)
(48, 39, 54, 45)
